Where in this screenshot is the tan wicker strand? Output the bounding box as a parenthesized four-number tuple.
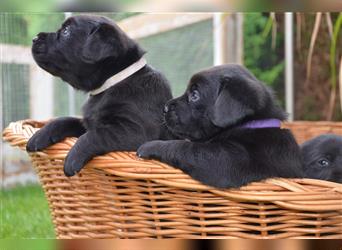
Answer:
(2, 120, 342, 239)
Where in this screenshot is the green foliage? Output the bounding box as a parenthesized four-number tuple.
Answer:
(1, 185, 55, 239)
(244, 13, 284, 89)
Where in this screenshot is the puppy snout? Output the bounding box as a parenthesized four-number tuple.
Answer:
(163, 104, 169, 114)
(33, 32, 47, 43)
(164, 103, 175, 114)
(32, 32, 50, 54)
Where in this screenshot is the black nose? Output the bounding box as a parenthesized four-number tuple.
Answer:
(33, 32, 47, 43)
(163, 105, 169, 113)
(164, 102, 176, 114)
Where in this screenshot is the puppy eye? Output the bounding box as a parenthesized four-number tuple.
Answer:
(318, 158, 330, 167)
(62, 26, 70, 37)
(189, 90, 200, 102)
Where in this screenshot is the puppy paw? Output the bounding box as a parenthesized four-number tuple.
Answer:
(26, 130, 55, 152)
(137, 140, 164, 159)
(63, 152, 86, 177)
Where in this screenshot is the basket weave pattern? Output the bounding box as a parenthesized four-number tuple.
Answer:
(3, 120, 342, 239)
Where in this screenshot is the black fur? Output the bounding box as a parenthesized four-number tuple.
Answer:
(301, 134, 342, 183)
(27, 15, 173, 177)
(137, 64, 303, 188)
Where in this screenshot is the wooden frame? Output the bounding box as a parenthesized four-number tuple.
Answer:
(118, 13, 213, 39)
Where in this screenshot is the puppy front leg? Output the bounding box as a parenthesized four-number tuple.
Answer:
(137, 140, 187, 164)
(27, 117, 86, 152)
(63, 130, 106, 177)
(63, 126, 146, 177)
(137, 140, 245, 188)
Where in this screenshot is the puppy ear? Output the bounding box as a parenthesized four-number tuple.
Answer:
(81, 23, 121, 63)
(209, 77, 254, 128)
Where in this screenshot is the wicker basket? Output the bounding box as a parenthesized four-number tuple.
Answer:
(3, 120, 342, 239)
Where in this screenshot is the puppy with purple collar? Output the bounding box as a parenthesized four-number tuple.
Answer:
(138, 64, 303, 188)
(27, 15, 173, 177)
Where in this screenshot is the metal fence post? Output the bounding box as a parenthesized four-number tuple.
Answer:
(285, 12, 294, 121)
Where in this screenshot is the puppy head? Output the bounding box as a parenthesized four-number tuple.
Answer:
(301, 134, 342, 183)
(32, 15, 144, 91)
(164, 64, 286, 141)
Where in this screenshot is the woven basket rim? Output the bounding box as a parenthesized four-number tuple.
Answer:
(3, 119, 342, 212)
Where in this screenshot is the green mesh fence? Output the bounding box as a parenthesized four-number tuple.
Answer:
(138, 20, 213, 97)
(2, 64, 30, 127)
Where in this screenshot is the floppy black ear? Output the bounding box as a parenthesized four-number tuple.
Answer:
(209, 78, 254, 128)
(81, 23, 121, 63)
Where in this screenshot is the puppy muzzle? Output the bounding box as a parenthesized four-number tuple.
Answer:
(32, 32, 50, 54)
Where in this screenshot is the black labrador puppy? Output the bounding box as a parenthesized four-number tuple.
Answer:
(301, 134, 342, 183)
(137, 64, 303, 188)
(27, 15, 172, 177)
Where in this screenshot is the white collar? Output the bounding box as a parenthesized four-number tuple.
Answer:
(89, 57, 147, 96)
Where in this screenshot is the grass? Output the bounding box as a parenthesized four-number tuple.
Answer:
(0, 240, 57, 250)
(1, 184, 55, 239)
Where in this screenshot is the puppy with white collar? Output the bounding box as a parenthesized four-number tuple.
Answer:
(27, 15, 173, 176)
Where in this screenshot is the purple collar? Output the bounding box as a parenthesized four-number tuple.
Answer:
(239, 119, 281, 129)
